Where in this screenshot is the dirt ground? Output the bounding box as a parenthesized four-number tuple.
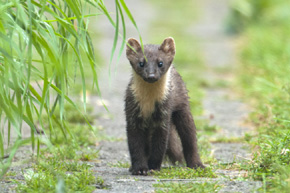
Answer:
(0, 0, 263, 192)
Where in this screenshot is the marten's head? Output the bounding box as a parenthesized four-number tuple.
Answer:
(126, 37, 175, 83)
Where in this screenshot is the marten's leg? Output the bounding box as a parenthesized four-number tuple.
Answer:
(147, 124, 170, 171)
(166, 124, 183, 165)
(172, 107, 205, 169)
(127, 126, 150, 175)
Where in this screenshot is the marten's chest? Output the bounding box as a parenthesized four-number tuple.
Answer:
(130, 70, 171, 118)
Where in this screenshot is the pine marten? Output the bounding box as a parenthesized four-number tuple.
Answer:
(125, 37, 204, 175)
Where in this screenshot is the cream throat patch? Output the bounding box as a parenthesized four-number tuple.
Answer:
(130, 67, 172, 118)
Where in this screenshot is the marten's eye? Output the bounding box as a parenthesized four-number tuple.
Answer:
(139, 62, 144, 67)
(158, 61, 163, 67)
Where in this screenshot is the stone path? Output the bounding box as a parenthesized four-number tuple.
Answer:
(193, 0, 252, 164)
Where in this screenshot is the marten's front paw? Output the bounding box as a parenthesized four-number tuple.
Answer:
(148, 163, 161, 171)
(129, 165, 149, 175)
(187, 162, 206, 169)
(193, 162, 206, 169)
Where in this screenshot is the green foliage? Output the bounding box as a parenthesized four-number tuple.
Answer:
(236, 21, 290, 178)
(226, 0, 290, 33)
(15, 144, 98, 192)
(232, 0, 290, 191)
(49, 103, 95, 125)
(152, 167, 216, 179)
(16, 164, 96, 193)
(154, 182, 221, 193)
(39, 103, 100, 147)
(249, 130, 290, 176)
(0, 0, 98, 151)
(10, 108, 101, 191)
(267, 165, 290, 192)
(49, 124, 97, 146)
(14, 127, 101, 192)
(0, 0, 138, 176)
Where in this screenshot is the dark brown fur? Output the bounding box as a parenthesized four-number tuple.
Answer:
(125, 37, 204, 175)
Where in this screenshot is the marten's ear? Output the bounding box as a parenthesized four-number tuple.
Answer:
(126, 38, 142, 58)
(159, 37, 175, 56)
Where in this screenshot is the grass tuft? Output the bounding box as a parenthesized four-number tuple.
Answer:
(151, 167, 217, 179)
(153, 182, 221, 193)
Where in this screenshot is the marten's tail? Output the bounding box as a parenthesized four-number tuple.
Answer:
(166, 124, 184, 165)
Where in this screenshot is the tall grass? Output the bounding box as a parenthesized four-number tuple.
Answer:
(229, 0, 290, 191)
(0, 0, 140, 176)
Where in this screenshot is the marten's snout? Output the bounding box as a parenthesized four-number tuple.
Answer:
(143, 64, 158, 83)
(146, 73, 158, 83)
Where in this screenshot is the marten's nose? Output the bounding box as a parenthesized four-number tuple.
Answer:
(148, 73, 155, 79)
(146, 73, 157, 83)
